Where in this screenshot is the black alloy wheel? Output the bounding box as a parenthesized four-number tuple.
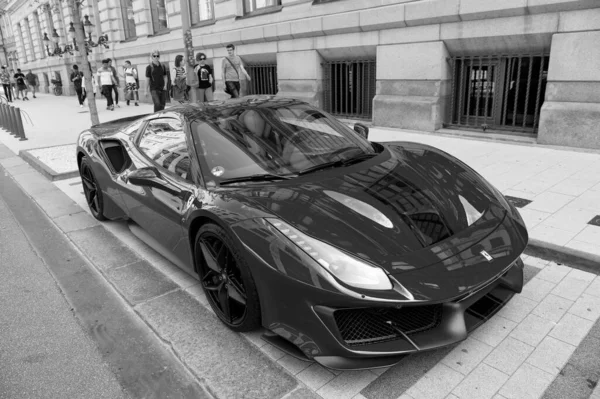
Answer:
(79, 156, 106, 221)
(195, 224, 261, 332)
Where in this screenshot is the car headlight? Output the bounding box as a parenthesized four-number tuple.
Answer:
(266, 218, 393, 290)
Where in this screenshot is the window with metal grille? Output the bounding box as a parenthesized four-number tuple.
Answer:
(447, 54, 549, 134)
(245, 64, 278, 95)
(322, 60, 376, 120)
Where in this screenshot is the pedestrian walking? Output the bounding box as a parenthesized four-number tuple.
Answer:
(170, 54, 188, 103)
(9, 69, 19, 100)
(106, 58, 120, 107)
(97, 59, 117, 110)
(25, 70, 38, 98)
(194, 53, 214, 102)
(14, 69, 29, 101)
(70, 65, 86, 107)
(123, 61, 139, 106)
(0, 66, 12, 102)
(221, 44, 251, 99)
(145, 50, 168, 112)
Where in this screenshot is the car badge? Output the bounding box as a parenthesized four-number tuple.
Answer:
(480, 250, 493, 262)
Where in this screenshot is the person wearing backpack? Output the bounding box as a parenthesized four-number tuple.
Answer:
(145, 50, 168, 112)
(170, 54, 187, 103)
(221, 44, 250, 98)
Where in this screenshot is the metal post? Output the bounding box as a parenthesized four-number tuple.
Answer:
(0, 104, 6, 130)
(8, 106, 18, 135)
(512, 56, 523, 127)
(15, 108, 27, 141)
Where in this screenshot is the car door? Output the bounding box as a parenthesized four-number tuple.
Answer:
(122, 115, 197, 270)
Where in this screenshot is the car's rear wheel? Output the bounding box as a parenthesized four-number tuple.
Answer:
(79, 156, 106, 221)
(195, 223, 261, 332)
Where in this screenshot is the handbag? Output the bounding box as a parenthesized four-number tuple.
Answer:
(224, 57, 239, 94)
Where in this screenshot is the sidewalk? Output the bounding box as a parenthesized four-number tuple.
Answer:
(1, 93, 599, 269)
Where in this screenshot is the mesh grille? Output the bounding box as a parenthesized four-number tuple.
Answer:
(333, 305, 443, 347)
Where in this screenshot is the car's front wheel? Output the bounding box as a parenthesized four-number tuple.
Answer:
(79, 156, 106, 221)
(195, 223, 261, 332)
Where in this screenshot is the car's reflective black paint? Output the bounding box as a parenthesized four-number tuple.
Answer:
(76, 96, 528, 370)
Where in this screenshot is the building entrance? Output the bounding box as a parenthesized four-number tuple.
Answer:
(447, 54, 549, 134)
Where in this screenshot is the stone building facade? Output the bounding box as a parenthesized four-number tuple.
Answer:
(2, 0, 600, 149)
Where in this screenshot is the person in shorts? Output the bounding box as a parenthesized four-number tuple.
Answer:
(25, 70, 38, 98)
(14, 69, 28, 100)
(221, 44, 250, 98)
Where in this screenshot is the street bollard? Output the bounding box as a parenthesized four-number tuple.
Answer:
(1, 103, 9, 131)
(14, 108, 27, 141)
(7, 106, 15, 135)
(0, 104, 6, 130)
(9, 106, 19, 136)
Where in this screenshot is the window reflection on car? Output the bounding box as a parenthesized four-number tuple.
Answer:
(191, 104, 376, 183)
(137, 118, 192, 181)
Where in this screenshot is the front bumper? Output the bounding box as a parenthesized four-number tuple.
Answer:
(311, 257, 523, 369)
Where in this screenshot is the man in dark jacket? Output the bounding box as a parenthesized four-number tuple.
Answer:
(70, 64, 86, 107)
(106, 58, 120, 107)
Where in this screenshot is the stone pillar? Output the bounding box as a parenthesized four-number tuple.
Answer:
(17, 22, 32, 64)
(373, 41, 450, 132)
(24, 16, 38, 62)
(276, 50, 324, 108)
(538, 31, 600, 150)
(31, 13, 46, 60)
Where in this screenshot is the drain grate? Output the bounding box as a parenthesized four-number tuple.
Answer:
(505, 195, 532, 208)
(588, 215, 600, 227)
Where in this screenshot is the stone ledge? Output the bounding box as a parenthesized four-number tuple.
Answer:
(525, 238, 600, 276)
(19, 143, 79, 181)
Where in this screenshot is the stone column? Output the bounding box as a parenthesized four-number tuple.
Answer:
(18, 22, 33, 64)
(373, 41, 451, 132)
(276, 50, 324, 108)
(538, 30, 600, 150)
(24, 16, 38, 62)
(31, 13, 46, 60)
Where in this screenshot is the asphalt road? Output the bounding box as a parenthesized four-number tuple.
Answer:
(0, 194, 128, 399)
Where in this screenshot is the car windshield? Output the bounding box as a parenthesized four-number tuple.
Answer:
(190, 102, 376, 183)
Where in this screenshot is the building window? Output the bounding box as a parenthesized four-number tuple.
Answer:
(150, 0, 169, 33)
(244, 0, 280, 14)
(121, 0, 137, 39)
(191, 0, 214, 24)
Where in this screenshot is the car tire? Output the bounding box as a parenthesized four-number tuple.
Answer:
(79, 156, 107, 221)
(195, 223, 261, 332)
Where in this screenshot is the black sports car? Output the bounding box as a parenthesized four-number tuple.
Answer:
(76, 96, 528, 370)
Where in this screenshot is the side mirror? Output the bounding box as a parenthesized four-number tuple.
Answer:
(354, 123, 369, 139)
(127, 167, 161, 187)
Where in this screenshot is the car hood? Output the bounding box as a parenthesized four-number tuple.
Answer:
(231, 142, 518, 276)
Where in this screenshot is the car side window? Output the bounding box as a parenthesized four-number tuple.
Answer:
(137, 118, 193, 182)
